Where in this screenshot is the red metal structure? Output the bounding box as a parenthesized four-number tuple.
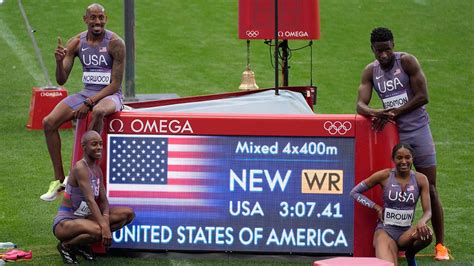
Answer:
(239, 0, 320, 40)
(73, 87, 397, 256)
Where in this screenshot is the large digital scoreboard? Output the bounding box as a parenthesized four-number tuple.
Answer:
(107, 134, 354, 253)
(72, 88, 398, 256)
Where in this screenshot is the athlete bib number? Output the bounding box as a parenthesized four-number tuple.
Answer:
(382, 92, 408, 109)
(384, 208, 414, 227)
(82, 71, 111, 85)
(74, 201, 92, 217)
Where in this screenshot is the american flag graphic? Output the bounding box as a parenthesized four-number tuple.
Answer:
(107, 134, 227, 219)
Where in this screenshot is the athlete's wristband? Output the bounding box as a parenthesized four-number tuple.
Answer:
(350, 181, 376, 209)
(83, 98, 94, 110)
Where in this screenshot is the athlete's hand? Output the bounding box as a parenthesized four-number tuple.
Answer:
(54, 36, 67, 62)
(372, 108, 395, 119)
(372, 117, 392, 131)
(374, 205, 384, 222)
(101, 226, 112, 247)
(371, 108, 396, 131)
(386, 109, 399, 119)
(381, 108, 397, 120)
(73, 104, 90, 120)
(414, 221, 432, 241)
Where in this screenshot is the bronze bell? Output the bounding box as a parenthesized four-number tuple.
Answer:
(239, 65, 259, 90)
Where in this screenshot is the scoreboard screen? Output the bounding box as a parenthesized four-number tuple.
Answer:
(108, 134, 354, 254)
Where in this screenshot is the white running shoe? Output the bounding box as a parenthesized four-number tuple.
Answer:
(62, 175, 69, 187)
(40, 180, 62, 201)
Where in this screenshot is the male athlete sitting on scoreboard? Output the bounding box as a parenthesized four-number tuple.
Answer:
(41, 3, 125, 202)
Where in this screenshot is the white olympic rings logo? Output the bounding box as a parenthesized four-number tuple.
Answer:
(246, 30, 259, 38)
(323, 121, 352, 135)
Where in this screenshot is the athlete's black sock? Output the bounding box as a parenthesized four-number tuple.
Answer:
(405, 251, 417, 266)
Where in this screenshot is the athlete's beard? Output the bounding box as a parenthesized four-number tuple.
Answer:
(379, 57, 395, 70)
(89, 24, 105, 37)
(91, 29, 103, 36)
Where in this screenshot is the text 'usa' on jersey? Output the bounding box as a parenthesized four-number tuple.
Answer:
(78, 30, 114, 89)
(372, 52, 430, 132)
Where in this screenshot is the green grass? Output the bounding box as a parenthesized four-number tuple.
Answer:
(0, 0, 473, 265)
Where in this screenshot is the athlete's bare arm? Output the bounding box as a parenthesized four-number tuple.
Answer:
(356, 63, 394, 131)
(415, 172, 432, 233)
(356, 63, 375, 116)
(55, 34, 80, 85)
(358, 168, 391, 220)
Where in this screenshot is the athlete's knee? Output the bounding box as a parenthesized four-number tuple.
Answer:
(90, 107, 106, 119)
(413, 232, 433, 249)
(88, 224, 102, 240)
(125, 208, 135, 224)
(116, 208, 135, 226)
(43, 115, 58, 132)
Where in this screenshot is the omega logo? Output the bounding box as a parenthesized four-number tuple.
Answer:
(131, 119, 193, 134)
(40, 91, 63, 97)
(109, 119, 124, 133)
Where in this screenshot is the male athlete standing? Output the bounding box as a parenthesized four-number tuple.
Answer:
(41, 3, 124, 201)
(356, 27, 450, 261)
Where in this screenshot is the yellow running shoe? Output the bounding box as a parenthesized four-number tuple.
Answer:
(40, 180, 62, 201)
(434, 243, 450, 261)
